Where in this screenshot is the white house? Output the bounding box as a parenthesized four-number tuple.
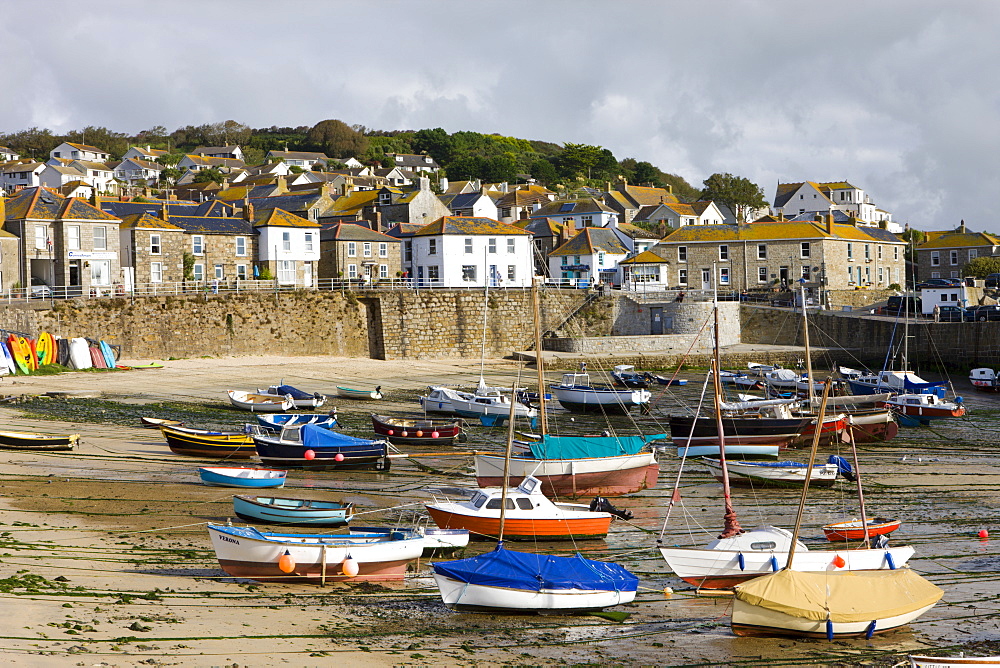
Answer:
(40, 164, 86, 189)
(547, 227, 630, 287)
(633, 201, 727, 228)
(0, 146, 20, 162)
(531, 197, 619, 230)
(49, 142, 111, 163)
(441, 190, 499, 219)
(773, 180, 902, 233)
(410, 216, 534, 287)
(385, 153, 440, 174)
(0, 161, 46, 192)
(113, 158, 164, 186)
(266, 150, 329, 171)
(252, 206, 322, 287)
(69, 161, 115, 193)
(122, 145, 168, 162)
(176, 154, 246, 176)
(193, 145, 245, 161)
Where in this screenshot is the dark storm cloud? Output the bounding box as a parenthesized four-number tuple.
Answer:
(2, 0, 998, 230)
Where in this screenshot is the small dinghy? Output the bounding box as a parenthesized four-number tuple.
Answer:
(371, 413, 465, 445)
(260, 384, 327, 409)
(228, 390, 294, 413)
(350, 526, 471, 556)
(140, 417, 183, 429)
(256, 413, 338, 431)
(0, 430, 79, 451)
(198, 467, 287, 488)
(252, 424, 390, 470)
(909, 654, 1000, 667)
(232, 495, 353, 526)
(336, 385, 383, 400)
(701, 455, 852, 488)
(160, 424, 255, 459)
(822, 517, 901, 542)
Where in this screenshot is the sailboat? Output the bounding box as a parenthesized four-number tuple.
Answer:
(658, 282, 914, 588)
(431, 372, 639, 613)
(473, 283, 661, 498)
(730, 377, 942, 638)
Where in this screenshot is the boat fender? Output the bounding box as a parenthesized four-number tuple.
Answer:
(955, 396, 964, 403)
(884, 551, 896, 570)
(278, 550, 295, 574)
(826, 618, 834, 641)
(589, 497, 633, 521)
(342, 554, 359, 577)
(827, 455, 856, 482)
(865, 620, 876, 639)
(769, 556, 779, 572)
(737, 552, 745, 571)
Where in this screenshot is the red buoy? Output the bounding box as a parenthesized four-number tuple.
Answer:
(304, 449, 316, 461)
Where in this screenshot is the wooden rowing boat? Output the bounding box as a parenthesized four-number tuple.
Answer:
(140, 416, 183, 429)
(198, 467, 286, 488)
(232, 495, 354, 526)
(336, 385, 383, 400)
(159, 424, 255, 459)
(370, 413, 464, 445)
(227, 390, 294, 413)
(0, 430, 78, 451)
(822, 517, 901, 542)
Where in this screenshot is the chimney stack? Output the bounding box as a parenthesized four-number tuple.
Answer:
(826, 213, 834, 235)
(959, 219, 967, 233)
(244, 202, 254, 222)
(160, 204, 168, 222)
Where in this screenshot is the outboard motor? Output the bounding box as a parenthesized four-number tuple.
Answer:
(873, 533, 889, 549)
(589, 496, 633, 521)
(828, 455, 856, 482)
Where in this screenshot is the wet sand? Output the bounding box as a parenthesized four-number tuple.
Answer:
(0, 355, 998, 666)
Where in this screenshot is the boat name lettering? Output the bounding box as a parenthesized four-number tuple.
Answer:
(220, 535, 240, 544)
(749, 541, 776, 550)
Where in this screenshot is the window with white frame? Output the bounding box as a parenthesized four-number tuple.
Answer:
(950, 250, 958, 265)
(581, 215, 593, 227)
(931, 271, 940, 278)
(678, 269, 688, 285)
(150, 234, 161, 255)
(865, 266, 871, 282)
(970, 249, 978, 260)
(758, 267, 767, 283)
(428, 239, 437, 255)
(877, 245, 883, 260)
(931, 251, 940, 266)
(282, 232, 291, 252)
(719, 245, 729, 260)
(757, 244, 767, 260)
(192, 263, 204, 281)
(236, 236, 246, 256)
(236, 264, 248, 280)
(67, 225, 80, 250)
(404, 241, 412, 262)
(465, 238, 473, 254)
(894, 246, 899, 260)
(426, 265, 439, 280)
(379, 264, 388, 279)
(462, 265, 477, 282)
(304, 233, 314, 253)
(363, 242, 372, 257)
(150, 262, 162, 283)
(94, 226, 107, 251)
(378, 242, 387, 257)
(719, 267, 730, 284)
(678, 246, 687, 262)
(847, 266, 853, 281)
(864, 244, 870, 260)
(192, 235, 204, 255)
(347, 264, 357, 278)
(847, 243, 853, 260)
(598, 252, 605, 266)
(488, 238, 497, 253)
(800, 242, 810, 259)
(507, 238, 515, 253)
(214, 264, 224, 280)
(91, 260, 111, 285)
(507, 265, 516, 281)
(34, 226, 46, 250)
(878, 267, 884, 283)
(278, 260, 294, 283)
(347, 242, 356, 257)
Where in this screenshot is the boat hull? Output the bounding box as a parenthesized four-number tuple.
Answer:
(207, 525, 423, 583)
(198, 468, 286, 488)
(253, 437, 390, 471)
(701, 459, 839, 488)
(160, 425, 255, 459)
(732, 599, 936, 638)
(425, 506, 611, 541)
(846, 410, 899, 443)
(669, 416, 810, 449)
(675, 444, 780, 459)
(822, 519, 901, 542)
(370, 414, 464, 445)
(232, 495, 353, 527)
(551, 385, 650, 414)
(475, 452, 659, 498)
(433, 574, 636, 612)
(658, 545, 915, 588)
(336, 387, 382, 400)
(0, 430, 78, 451)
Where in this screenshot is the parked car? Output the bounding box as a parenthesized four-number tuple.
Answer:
(916, 278, 964, 289)
(936, 305, 966, 322)
(985, 273, 1000, 288)
(29, 278, 52, 299)
(966, 304, 1000, 321)
(884, 295, 921, 316)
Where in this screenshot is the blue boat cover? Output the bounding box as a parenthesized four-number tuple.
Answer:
(302, 424, 379, 449)
(432, 543, 638, 592)
(529, 433, 667, 460)
(276, 384, 316, 400)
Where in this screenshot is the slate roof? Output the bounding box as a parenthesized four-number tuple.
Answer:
(1, 161, 44, 174)
(549, 227, 630, 256)
(384, 222, 425, 239)
(120, 212, 184, 230)
(413, 216, 532, 237)
(253, 208, 320, 229)
(321, 222, 401, 242)
(328, 191, 380, 216)
(268, 150, 329, 161)
(250, 193, 329, 214)
(441, 192, 488, 211)
(494, 187, 554, 208)
(4, 187, 119, 221)
(183, 154, 245, 168)
(615, 184, 678, 206)
(533, 198, 616, 217)
(387, 153, 440, 169)
(617, 222, 661, 239)
(73, 160, 112, 172)
(163, 215, 255, 235)
(120, 157, 163, 171)
(131, 146, 167, 158)
(658, 222, 903, 244)
(514, 217, 564, 237)
(193, 146, 240, 155)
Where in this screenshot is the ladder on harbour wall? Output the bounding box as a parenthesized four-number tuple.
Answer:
(526, 291, 602, 350)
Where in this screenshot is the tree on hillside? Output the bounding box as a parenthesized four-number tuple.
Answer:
(0, 126, 59, 159)
(962, 256, 1000, 278)
(530, 158, 558, 185)
(701, 173, 768, 224)
(306, 119, 368, 159)
(559, 143, 617, 181)
(412, 128, 455, 163)
(63, 126, 131, 158)
(192, 167, 226, 184)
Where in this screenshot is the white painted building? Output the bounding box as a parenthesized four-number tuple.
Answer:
(49, 142, 111, 163)
(0, 161, 45, 192)
(410, 216, 534, 287)
(773, 180, 902, 233)
(266, 150, 329, 171)
(253, 208, 322, 287)
(547, 226, 630, 287)
(113, 158, 163, 186)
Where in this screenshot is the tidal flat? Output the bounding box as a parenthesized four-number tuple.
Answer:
(0, 354, 997, 666)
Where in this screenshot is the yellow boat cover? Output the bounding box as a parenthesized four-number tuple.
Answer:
(734, 568, 943, 623)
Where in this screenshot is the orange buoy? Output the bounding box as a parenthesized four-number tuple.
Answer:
(832, 554, 846, 568)
(416, 430, 423, 438)
(278, 550, 295, 573)
(342, 555, 359, 577)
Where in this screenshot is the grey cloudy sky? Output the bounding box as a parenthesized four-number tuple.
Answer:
(3, 0, 998, 231)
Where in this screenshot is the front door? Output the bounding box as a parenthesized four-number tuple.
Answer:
(650, 307, 663, 335)
(489, 264, 498, 287)
(302, 262, 312, 288)
(779, 266, 789, 287)
(68, 260, 81, 297)
(701, 268, 711, 290)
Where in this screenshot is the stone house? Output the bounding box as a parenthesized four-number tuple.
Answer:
(376, 177, 452, 228)
(410, 216, 534, 287)
(602, 182, 678, 225)
(0, 197, 22, 292)
(494, 185, 556, 224)
(654, 216, 907, 293)
(319, 222, 402, 282)
(547, 227, 630, 286)
(915, 221, 1000, 281)
(119, 211, 186, 285)
(3, 187, 122, 295)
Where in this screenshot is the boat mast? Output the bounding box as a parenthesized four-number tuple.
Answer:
(497, 382, 519, 542)
(785, 378, 832, 567)
(799, 280, 815, 405)
(531, 281, 548, 436)
(712, 274, 742, 538)
(844, 418, 871, 549)
(478, 274, 490, 389)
